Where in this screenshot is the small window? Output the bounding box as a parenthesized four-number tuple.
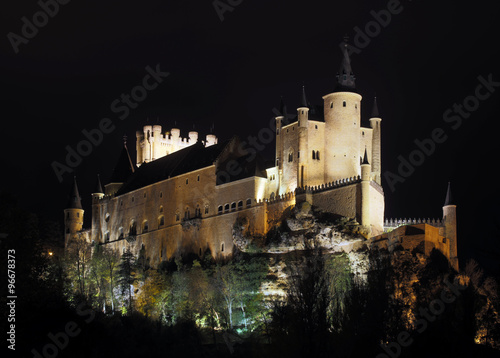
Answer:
(297, 151, 300, 158)
(77, 212, 80, 218)
(105, 231, 110, 242)
(159, 191, 163, 198)
(158, 216, 164, 227)
(186, 178, 189, 185)
(343, 101, 346, 107)
(315, 125, 318, 129)
(330, 102, 333, 108)
(131, 197, 134, 202)
(159, 205, 164, 213)
(221, 243, 225, 252)
(246, 198, 252, 207)
(237, 201, 243, 210)
(144, 192, 147, 198)
(316, 151, 320, 160)
(143, 221, 149, 233)
(205, 205, 209, 214)
(197, 175, 200, 182)
(218, 205, 223, 214)
(231, 202, 236, 211)
(224, 204, 229, 213)
(312, 150, 316, 160)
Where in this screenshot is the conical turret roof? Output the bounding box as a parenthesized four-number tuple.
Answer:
(66, 176, 82, 209)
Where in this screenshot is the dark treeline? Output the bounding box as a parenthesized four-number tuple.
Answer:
(1, 192, 500, 358)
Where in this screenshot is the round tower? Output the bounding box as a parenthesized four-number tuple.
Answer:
(442, 182, 458, 271)
(91, 174, 104, 243)
(135, 130, 144, 166)
(297, 86, 309, 188)
(152, 124, 162, 160)
(275, 97, 285, 171)
(369, 96, 382, 185)
(360, 149, 371, 231)
(323, 36, 361, 182)
(205, 134, 217, 147)
(64, 177, 84, 247)
(143, 125, 153, 163)
(189, 131, 198, 143)
(323, 91, 362, 181)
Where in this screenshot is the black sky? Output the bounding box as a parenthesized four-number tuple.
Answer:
(1, 0, 499, 273)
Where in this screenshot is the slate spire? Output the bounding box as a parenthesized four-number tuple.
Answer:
(335, 35, 356, 91)
(371, 96, 380, 118)
(444, 182, 454, 206)
(67, 176, 82, 209)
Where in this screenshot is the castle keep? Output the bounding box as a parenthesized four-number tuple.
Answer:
(64, 39, 458, 271)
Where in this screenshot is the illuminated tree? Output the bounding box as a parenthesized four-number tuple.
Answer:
(117, 248, 137, 313)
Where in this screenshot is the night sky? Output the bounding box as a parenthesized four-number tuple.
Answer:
(1, 0, 499, 272)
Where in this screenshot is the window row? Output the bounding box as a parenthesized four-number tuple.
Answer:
(217, 199, 252, 214)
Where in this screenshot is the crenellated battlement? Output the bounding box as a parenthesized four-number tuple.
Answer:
(295, 175, 362, 195)
(383, 217, 444, 232)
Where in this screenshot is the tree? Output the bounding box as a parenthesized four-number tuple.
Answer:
(117, 248, 137, 313)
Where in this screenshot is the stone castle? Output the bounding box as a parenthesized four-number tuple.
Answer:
(64, 39, 459, 271)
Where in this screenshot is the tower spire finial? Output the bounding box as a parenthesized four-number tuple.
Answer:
(300, 84, 308, 108)
(336, 36, 356, 91)
(444, 181, 454, 206)
(371, 95, 380, 118)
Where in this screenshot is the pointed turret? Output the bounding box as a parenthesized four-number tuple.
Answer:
(93, 174, 104, 195)
(444, 181, 454, 206)
(66, 176, 82, 209)
(371, 96, 380, 118)
(335, 35, 356, 92)
(300, 85, 308, 108)
(106, 136, 136, 196)
(64, 176, 84, 247)
(362, 148, 370, 165)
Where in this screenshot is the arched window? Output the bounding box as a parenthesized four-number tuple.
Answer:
(231, 202, 236, 211)
(221, 243, 225, 252)
(312, 150, 316, 160)
(316, 151, 320, 160)
(218, 205, 223, 214)
(142, 220, 149, 233)
(159, 205, 164, 213)
(224, 204, 229, 213)
(158, 216, 165, 227)
(246, 198, 252, 207)
(237, 200, 243, 210)
(129, 220, 137, 236)
(343, 101, 346, 107)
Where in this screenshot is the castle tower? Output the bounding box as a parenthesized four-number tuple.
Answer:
(275, 97, 285, 171)
(152, 124, 162, 160)
(91, 174, 104, 243)
(369, 96, 382, 185)
(360, 149, 371, 231)
(64, 176, 84, 247)
(136, 129, 144, 166)
(143, 124, 153, 163)
(443, 182, 458, 271)
(297, 86, 309, 188)
(323, 37, 362, 182)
